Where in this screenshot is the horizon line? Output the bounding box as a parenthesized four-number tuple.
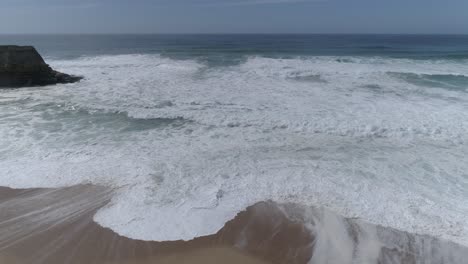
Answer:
(1, 32, 468, 36)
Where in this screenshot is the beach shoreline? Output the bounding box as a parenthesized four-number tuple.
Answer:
(1, 185, 468, 264)
(0, 185, 310, 264)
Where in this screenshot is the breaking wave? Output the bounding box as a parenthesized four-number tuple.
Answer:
(1, 54, 468, 254)
(389, 72, 468, 91)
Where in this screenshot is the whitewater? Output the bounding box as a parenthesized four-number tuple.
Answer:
(1, 53, 468, 250)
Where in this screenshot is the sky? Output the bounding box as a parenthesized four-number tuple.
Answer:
(1, 0, 468, 34)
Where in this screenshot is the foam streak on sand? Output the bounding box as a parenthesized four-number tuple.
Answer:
(1, 186, 468, 264)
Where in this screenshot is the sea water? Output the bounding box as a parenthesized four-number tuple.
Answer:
(1, 35, 468, 249)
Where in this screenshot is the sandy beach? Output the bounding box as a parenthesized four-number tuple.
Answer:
(2, 184, 468, 264)
(0, 186, 312, 264)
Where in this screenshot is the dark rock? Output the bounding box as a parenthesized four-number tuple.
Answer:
(0, 45, 82, 88)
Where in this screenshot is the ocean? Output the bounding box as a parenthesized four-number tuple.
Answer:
(1, 34, 468, 262)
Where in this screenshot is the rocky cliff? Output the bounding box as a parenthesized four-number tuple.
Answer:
(0, 45, 82, 88)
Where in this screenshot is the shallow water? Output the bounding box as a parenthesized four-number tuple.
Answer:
(1, 35, 468, 255)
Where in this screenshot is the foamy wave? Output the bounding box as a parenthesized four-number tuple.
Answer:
(1, 54, 468, 246)
(47, 54, 468, 141)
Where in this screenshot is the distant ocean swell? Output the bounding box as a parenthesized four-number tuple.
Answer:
(0, 53, 468, 258)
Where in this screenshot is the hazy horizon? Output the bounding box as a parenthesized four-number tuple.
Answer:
(1, 0, 467, 35)
(1, 33, 468, 36)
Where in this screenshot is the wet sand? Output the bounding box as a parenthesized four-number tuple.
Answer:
(0, 185, 312, 264)
(2, 185, 468, 264)
(1, 248, 268, 264)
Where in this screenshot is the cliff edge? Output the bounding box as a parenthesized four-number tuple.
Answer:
(0, 45, 82, 88)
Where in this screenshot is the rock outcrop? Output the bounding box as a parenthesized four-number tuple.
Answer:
(0, 45, 82, 88)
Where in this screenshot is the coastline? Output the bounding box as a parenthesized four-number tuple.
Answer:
(0, 186, 309, 264)
(1, 185, 467, 264)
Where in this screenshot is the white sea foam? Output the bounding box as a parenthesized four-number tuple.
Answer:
(1, 54, 468, 245)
